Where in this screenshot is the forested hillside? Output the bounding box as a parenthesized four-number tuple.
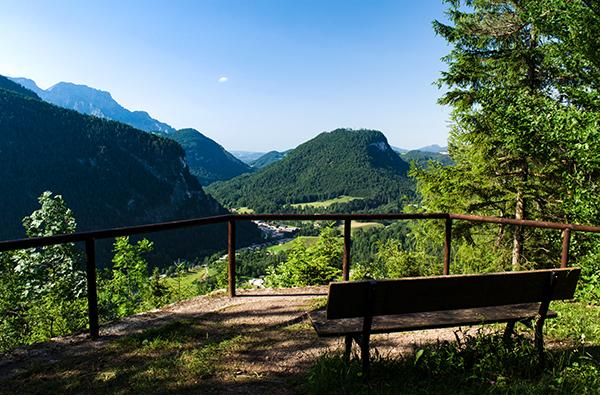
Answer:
(0, 76, 260, 265)
(10, 77, 252, 185)
(0, 77, 40, 100)
(168, 128, 253, 185)
(208, 129, 414, 212)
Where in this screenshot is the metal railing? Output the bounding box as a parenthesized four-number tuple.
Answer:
(1, 212, 599, 339)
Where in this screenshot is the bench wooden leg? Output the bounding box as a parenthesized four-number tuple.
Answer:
(503, 321, 516, 345)
(361, 332, 371, 380)
(344, 335, 352, 361)
(535, 318, 545, 366)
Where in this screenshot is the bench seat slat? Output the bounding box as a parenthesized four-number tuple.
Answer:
(309, 303, 555, 337)
(326, 268, 580, 319)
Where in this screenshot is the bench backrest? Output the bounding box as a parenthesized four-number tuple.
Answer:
(326, 268, 580, 319)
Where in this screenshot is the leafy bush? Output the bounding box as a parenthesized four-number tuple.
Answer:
(265, 227, 342, 287)
(98, 237, 159, 320)
(574, 247, 600, 304)
(0, 192, 88, 351)
(148, 267, 171, 307)
(353, 238, 438, 280)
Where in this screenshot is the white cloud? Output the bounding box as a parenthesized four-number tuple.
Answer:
(218, 76, 229, 83)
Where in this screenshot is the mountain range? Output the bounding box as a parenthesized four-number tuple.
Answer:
(412, 144, 448, 153)
(233, 145, 448, 169)
(9, 78, 176, 134)
(9, 77, 251, 185)
(230, 151, 266, 164)
(208, 129, 415, 213)
(5, 75, 452, 226)
(9, 77, 449, 187)
(0, 75, 260, 265)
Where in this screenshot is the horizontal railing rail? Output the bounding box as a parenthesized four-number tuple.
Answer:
(0, 214, 234, 252)
(449, 213, 600, 232)
(1, 211, 599, 340)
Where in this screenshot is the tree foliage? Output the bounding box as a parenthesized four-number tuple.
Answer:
(414, 0, 600, 269)
(265, 228, 342, 287)
(99, 237, 155, 319)
(0, 192, 87, 351)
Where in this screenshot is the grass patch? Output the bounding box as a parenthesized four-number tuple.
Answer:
(306, 297, 328, 312)
(235, 207, 255, 214)
(547, 301, 600, 345)
(162, 268, 203, 300)
(290, 195, 364, 209)
(338, 221, 385, 233)
(307, 301, 600, 394)
(2, 319, 246, 394)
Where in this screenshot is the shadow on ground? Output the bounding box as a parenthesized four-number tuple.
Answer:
(3, 290, 594, 394)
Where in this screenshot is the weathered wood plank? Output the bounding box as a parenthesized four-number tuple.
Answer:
(311, 303, 556, 337)
(326, 268, 579, 319)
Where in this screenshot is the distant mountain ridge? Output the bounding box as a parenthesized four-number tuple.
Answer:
(0, 75, 260, 265)
(208, 128, 414, 213)
(9, 77, 175, 134)
(416, 144, 448, 153)
(401, 150, 453, 167)
(230, 151, 266, 164)
(392, 144, 448, 154)
(250, 150, 291, 169)
(9, 76, 252, 185)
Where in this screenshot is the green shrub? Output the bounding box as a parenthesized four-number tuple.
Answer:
(98, 237, 154, 320)
(0, 192, 88, 351)
(265, 227, 342, 287)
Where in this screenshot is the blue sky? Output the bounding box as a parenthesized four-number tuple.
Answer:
(0, 1, 451, 151)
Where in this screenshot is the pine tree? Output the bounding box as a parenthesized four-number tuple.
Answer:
(416, 0, 600, 269)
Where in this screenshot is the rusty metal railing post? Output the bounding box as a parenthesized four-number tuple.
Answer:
(84, 238, 99, 339)
(343, 219, 351, 281)
(228, 218, 236, 297)
(561, 227, 571, 268)
(443, 217, 452, 275)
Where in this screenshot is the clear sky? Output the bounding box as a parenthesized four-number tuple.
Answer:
(0, 0, 451, 151)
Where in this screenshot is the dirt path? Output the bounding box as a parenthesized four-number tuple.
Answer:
(0, 287, 463, 393)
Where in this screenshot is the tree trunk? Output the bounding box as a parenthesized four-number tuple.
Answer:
(512, 188, 525, 270)
(512, 160, 528, 270)
(511, 22, 537, 270)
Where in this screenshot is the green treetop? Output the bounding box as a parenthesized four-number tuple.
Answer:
(416, 0, 600, 269)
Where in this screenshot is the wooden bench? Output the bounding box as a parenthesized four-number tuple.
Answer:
(309, 268, 580, 376)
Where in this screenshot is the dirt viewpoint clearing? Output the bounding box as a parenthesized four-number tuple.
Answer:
(0, 287, 463, 394)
